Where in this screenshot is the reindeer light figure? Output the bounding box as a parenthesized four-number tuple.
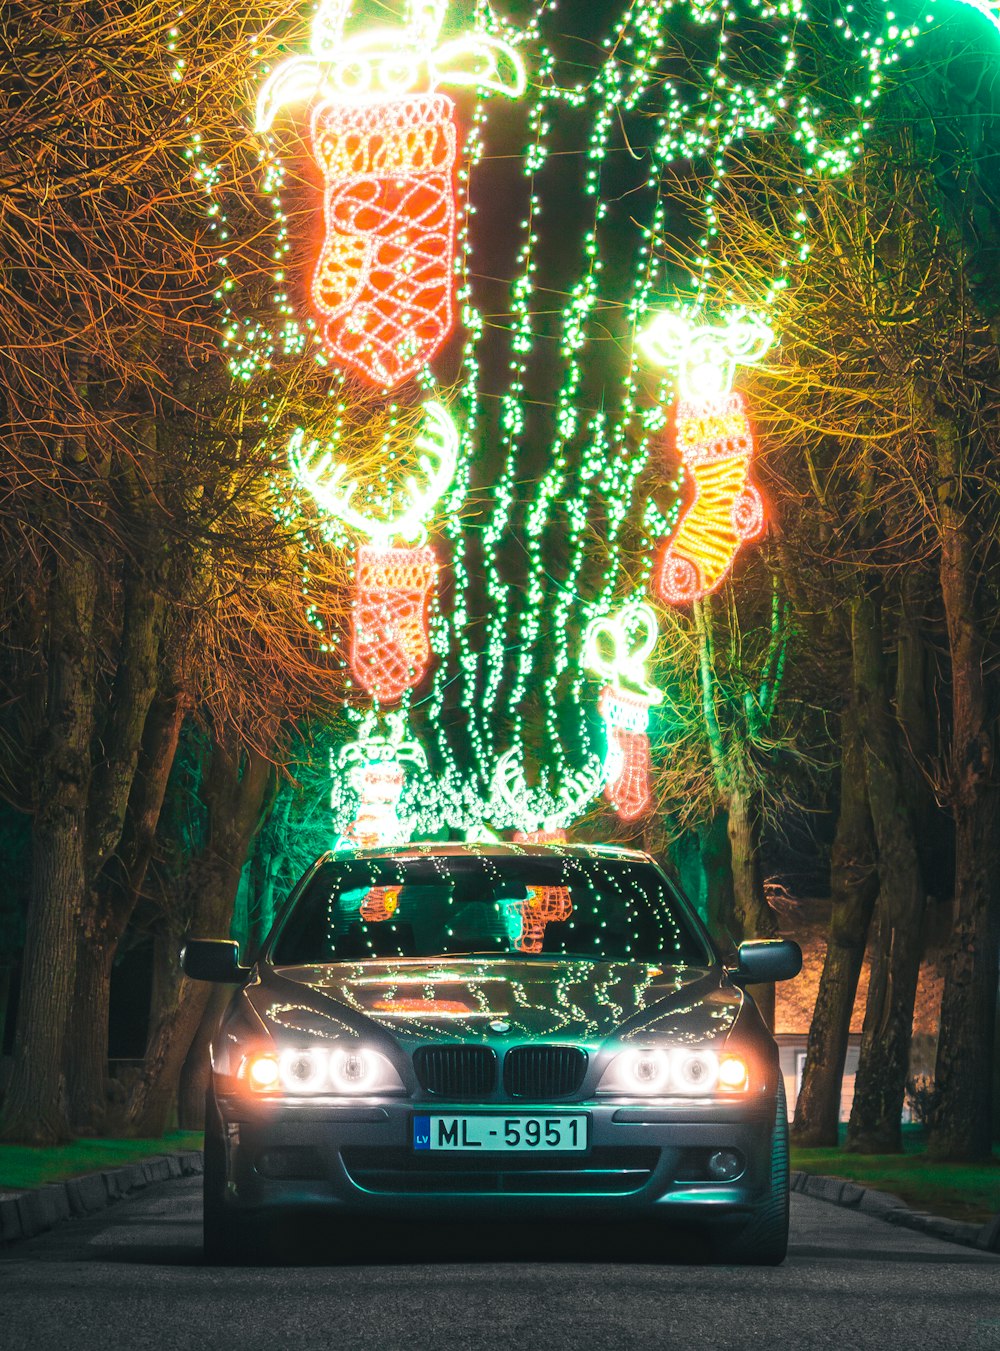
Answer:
(290, 401, 458, 703)
(256, 0, 525, 389)
(335, 711, 428, 848)
(489, 746, 604, 841)
(582, 601, 663, 821)
(638, 311, 774, 605)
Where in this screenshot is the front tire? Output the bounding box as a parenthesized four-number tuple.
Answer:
(203, 1095, 265, 1263)
(711, 1076, 789, 1266)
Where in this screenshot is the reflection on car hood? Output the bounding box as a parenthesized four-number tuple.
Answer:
(250, 957, 741, 1048)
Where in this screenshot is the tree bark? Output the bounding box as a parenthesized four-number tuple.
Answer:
(846, 592, 927, 1154)
(697, 810, 736, 946)
(928, 414, 1000, 1162)
(127, 735, 272, 1137)
(65, 653, 185, 1133)
(177, 984, 230, 1131)
(792, 696, 878, 1146)
(727, 785, 778, 1029)
(0, 546, 98, 1144)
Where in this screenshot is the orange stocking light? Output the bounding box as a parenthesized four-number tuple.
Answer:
(503, 886, 574, 953)
(256, 0, 525, 389)
(639, 312, 774, 604)
(582, 601, 663, 822)
(352, 544, 438, 704)
(290, 401, 457, 704)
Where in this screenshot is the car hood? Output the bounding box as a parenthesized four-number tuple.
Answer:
(244, 957, 742, 1051)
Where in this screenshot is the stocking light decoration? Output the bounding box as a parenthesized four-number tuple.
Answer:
(582, 601, 663, 822)
(336, 711, 428, 848)
(256, 0, 525, 389)
(638, 312, 774, 605)
(290, 401, 458, 703)
(502, 886, 574, 953)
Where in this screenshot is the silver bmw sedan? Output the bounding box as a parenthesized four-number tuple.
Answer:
(183, 842, 801, 1264)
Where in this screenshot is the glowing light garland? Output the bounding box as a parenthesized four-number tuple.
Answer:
(183, 0, 1000, 844)
(256, 0, 524, 388)
(639, 312, 773, 604)
(583, 601, 663, 821)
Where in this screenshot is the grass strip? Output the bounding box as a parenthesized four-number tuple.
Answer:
(0, 1132, 204, 1191)
(791, 1144, 1000, 1224)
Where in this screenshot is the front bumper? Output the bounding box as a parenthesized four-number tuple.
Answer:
(213, 1091, 776, 1222)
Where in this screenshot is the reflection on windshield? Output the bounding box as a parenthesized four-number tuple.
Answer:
(270, 853, 709, 967)
(501, 885, 573, 954)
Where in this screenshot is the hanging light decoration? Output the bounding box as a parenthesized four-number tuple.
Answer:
(255, 0, 524, 389)
(290, 401, 458, 703)
(582, 600, 663, 821)
(638, 312, 774, 605)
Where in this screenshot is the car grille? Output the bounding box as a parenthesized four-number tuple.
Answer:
(341, 1147, 658, 1196)
(503, 1046, 588, 1099)
(414, 1045, 497, 1098)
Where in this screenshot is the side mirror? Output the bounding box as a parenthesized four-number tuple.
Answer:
(734, 938, 802, 984)
(180, 938, 249, 983)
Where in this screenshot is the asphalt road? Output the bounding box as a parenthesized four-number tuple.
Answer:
(1, 1179, 998, 1351)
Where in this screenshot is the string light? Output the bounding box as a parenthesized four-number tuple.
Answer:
(290, 401, 456, 702)
(183, 0, 980, 842)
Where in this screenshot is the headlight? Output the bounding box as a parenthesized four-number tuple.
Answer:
(598, 1047, 750, 1096)
(241, 1045, 404, 1096)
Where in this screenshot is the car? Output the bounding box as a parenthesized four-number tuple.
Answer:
(183, 842, 802, 1264)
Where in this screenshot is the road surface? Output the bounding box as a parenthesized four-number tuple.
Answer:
(1, 1178, 997, 1350)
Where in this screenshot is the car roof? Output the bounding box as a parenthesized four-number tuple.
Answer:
(320, 841, 655, 864)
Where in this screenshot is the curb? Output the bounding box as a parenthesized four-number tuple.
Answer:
(791, 1170, 1000, 1254)
(0, 1149, 203, 1247)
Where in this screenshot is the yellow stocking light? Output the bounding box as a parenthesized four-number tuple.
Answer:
(638, 312, 773, 605)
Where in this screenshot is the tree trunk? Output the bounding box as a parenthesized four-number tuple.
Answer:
(127, 736, 272, 1137)
(846, 592, 926, 1154)
(64, 938, 115, 1136)
(792, 696, 878, 1146)
(928, 414, 1000, 1162)
(0, 548, 98, 1144)
(64, 664, 185, 1133)
(697, 810, 736, 946)
(727, 786, 778, 1029)
(177, 984, 230, 1131)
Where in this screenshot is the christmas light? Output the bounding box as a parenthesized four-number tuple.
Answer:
(336, 712, 428, 847)
(950, 0, 1000, 35)
(639, 312, 773, 604)
(352, 544, 438, 703)
(256, 0, 524, 387)
(502, 886, 574, 953)
(291, 401, 456, 702)
(360, 886, 402, 921)
(185, 0, 961, 843)
(582, 601, 663, 821)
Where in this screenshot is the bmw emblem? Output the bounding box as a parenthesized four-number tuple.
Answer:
(489, 1019, 510, 1033)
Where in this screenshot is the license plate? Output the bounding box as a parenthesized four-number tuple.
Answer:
(413, 1113, 588, 1152)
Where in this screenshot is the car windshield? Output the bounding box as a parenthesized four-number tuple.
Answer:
(269, 852, 711, 967)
